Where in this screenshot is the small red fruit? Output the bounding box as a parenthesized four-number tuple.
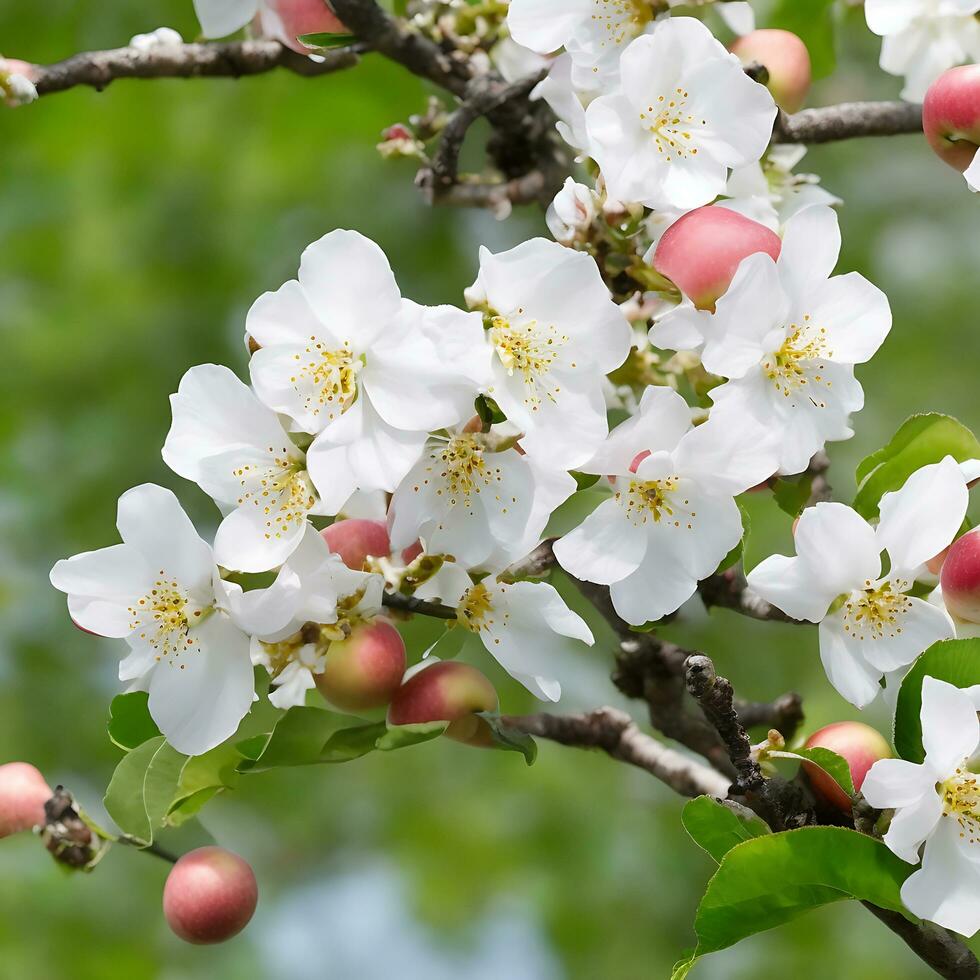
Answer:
(653, 206, 782, 311)
(315, 620, 407, 712)
(803, 722, 891, 813)
(0, 762, 51, 838)
(922, 65, 980, 174)
(940, 529, 980, 624)
(731, 29, 812, 113)
(322, 519, 391, 570)
(163, 847, 258, 945)
(388, 661, 499, 747)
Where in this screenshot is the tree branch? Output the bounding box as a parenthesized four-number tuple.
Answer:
(382, 590, 457, 621)
(31, 41, 361, 96)
(505, 707, 730, 798)
(733, 692, 804, 742)
(773, 101, 923, 144)
(862, 904, 979, 980)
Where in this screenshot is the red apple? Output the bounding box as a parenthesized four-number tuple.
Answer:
(388, 661, 499, 747)
(272, 0, 347, 49)
(315, 620, 407, 712)
(322, 519, 391, 570)
(940, 529, 980, 624)
(0, 763, 51, 838)
(803, 722, 891, 813)
(923, 65, 980, 173)
(731, 29, 812, 113)
(164, 847, 258, 945)
(652, 206, 782, 311)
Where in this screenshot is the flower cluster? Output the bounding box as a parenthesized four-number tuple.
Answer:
(47, 0, 980, 939)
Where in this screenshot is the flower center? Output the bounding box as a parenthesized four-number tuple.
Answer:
(592, 0, 653, 47)
(291, 337, 359, 421)
(128, 573, 206, 662)
(457, 583, 494, 632)
(841, 579, 914, 642)
(619, 477, 697, 529)
(416, 434, 506, 515)
(941, 765, 980, 846)
(640, 89, 704, 163)
(490, 312, 570, 411)
(762, 316, 833, 405)
(234, 452, 317, 542)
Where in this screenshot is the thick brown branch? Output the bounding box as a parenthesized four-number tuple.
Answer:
(734, 692, 804, 742)
(330, 0, 470, 96)
(505, 707, 730, 798)
(698, 569, 803, 624)
(31, 41, 360, 96)
(774, 101, 922, 144)
(863, 904, 979, 980)
(417, 170, 548, 214)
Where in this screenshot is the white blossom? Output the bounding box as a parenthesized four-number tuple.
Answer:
(466, 237, 631, 471)
(389, 429, 575, 570)
(681, 205, 891, 475)
(584, 18, 777, 210)
(554, 386, 779, 626)
(163, 364, 322, 573)
(965, 149, 980, 192)
(248, 527, 384, 709)
(49, 485, 297, 754)
(747, 458, 969, 707)
(862, 677, 980, 936)
(864, 0, 980, 102)
(533, 54, 591, 153)
(546, 177, 599, 243)
(508, 0, 656, 91)
(247, 230, 491, 511)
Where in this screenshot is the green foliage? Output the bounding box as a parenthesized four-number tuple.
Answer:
(681, 796, 770, 863)
(768, 747, 855, 797)
(853, 414, 980, 519)
(107, 692, 161, 750)
(672, 828, 914, 978)
(771, 473, 814, 519)
(893, 638, 980, 763)
(768, 0, 837, 78)
(375, 721, 448, 751)
(478, 712, 538, 765)
(296, 32, 356, 50)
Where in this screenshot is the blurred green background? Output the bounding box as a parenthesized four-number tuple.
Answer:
(0, 3, 977, 978)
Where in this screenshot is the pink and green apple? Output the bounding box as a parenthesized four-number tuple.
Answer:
(315, 619, 407, 712)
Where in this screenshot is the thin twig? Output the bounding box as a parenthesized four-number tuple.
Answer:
(31, 41, 361, 96)
(382, 590, 458, 620)
(773, 101, 923, 144)
(505, 707, 730, 798)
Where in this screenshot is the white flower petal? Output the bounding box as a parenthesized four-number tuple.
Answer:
(863, 757, 935, 809)
(803, 273, 892, 366)
(747, 554, 833, 624)
(864, 0, 926, 36)
(819, 613, 885, 708)
(163, 364, 295, 505)
(193, 0, 258, 38)
(116, 484, 214, 592)
(878, 457, 969, 574)
(858, 594, 956, 673)
(920, 676, 980, 776)
(297, 230, 402, 350)
(50, 544, 153, 637)
(608, 534, 700, 625)
(247, 278, 328, 350)
(902, 817, 980, 936)
(797, 502, 881, 595)
(777, 205, 841, 305)
(553, 496, 648, 586)
(147, 613, 254, 755)
(883, 790, 944, 864)
(506, 0, 592, 54)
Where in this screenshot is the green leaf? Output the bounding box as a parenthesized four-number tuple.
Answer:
(894, 638, 980, 763)
(107, 692, 161, 751)
(322, 722, 387, 761)
(296, 32, 355, 49)
(679, 828, 913, 976)
(103, 737, 164, 843)
(478, 713, 537, 765)
(681, 796, 770, 863)
(375, 721, 448, 751)
(769, 747, 855, 797)
(768, 0, 837, 78)
(771, 473, 813, 519)
(854, 414, 980, 519)
(238, 706, 374, 772)
(475, 394, 506, 426)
